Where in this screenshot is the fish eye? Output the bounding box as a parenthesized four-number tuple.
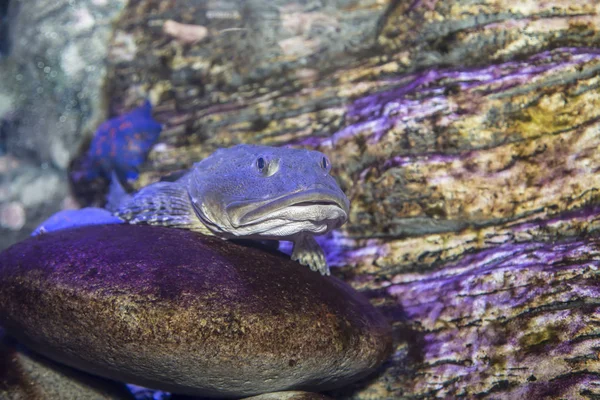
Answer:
(321, 156, 329, 170)
(256, 157, 266, 170)
(255, 157, 279, 177)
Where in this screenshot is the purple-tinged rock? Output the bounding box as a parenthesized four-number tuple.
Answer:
(373, 237, 600, 398)
(0, 224, 392, 398)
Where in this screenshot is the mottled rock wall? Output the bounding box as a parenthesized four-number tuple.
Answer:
(331, 236, 600, 399)
(101, 0, 600, 398)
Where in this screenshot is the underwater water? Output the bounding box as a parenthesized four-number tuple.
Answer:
(2, 0, 600, 399)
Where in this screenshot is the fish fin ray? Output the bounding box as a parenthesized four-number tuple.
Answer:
(291, 234, 329, 275)
(115, 181, 198, 228)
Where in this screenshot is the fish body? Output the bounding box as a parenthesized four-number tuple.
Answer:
(83, 100, 162, 182)
(110, 144, 350, 275)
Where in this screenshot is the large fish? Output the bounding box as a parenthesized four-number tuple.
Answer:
(109, 144, 350, 275)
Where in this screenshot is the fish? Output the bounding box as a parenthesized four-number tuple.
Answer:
(108, 144, 350, 275)
(81, 99, 162, 182)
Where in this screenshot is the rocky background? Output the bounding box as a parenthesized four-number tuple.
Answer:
(0, 0, 126, 247)
(3, 0, 600, 398)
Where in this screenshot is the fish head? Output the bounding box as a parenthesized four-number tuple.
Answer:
(188, 144, 350, 239)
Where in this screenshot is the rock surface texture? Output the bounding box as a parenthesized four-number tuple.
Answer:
(0, 224, 392, 398)
(96, 0, 600, 398)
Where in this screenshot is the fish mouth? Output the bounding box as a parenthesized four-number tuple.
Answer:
(227, 188, 349, 228)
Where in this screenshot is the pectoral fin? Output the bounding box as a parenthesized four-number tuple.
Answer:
(291, 234, 329, 275)
(114, 181, 200, 230)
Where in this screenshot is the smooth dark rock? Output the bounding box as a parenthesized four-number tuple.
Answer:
(0, 328, 133, 400)
(0, 224, 392, 398)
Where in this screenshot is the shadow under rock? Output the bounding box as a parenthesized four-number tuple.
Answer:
(325, 291, 423, 399)
(0, 328, 134, 399)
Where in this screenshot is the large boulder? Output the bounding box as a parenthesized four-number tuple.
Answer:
(0, 224, 392, 398)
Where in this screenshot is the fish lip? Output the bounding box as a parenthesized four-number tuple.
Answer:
(227, 188, 349, 227)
